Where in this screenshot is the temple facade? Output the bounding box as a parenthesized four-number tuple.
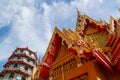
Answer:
(31, 10, 120, 80)
(0, 47, 37, 80)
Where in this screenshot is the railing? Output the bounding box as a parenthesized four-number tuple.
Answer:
(8, 59, 34, 67)
(13, 52, 36, 60)
(10, 53, 36, 64)
(23, 60, 34, 67)
(26, 53, 35, 60)
(4, 68, 31, 76)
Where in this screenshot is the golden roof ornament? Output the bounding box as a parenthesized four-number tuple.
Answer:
(30, 57, 42, 80)
(107, 16, 116, 34)
(75, 8, 86, 34)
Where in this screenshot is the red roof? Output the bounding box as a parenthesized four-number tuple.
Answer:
(4, 60, 34, 68)
(9, 47, 37, 60)
(16, 47, 36, 54)
(8, 53, 36, 61)
(0, 68, 30, 76)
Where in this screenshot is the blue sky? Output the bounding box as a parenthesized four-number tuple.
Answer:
(0, 0, 120, 72)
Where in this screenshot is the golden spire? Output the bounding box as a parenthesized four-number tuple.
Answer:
(37, 56, 41, 67)
(30, 56, 42, 80)
(75, 7, 82, 31)
(75, 7, 86, 34)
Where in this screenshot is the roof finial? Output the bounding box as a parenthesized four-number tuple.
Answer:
(75, 5, 79, 12)
(38, 57, 40, 64)
(75, 4, 81, 15)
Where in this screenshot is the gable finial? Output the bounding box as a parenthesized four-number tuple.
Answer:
(75, 5, 79, 13)
(75, 4, 81, 15)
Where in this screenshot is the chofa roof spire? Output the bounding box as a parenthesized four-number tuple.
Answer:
(75, 7, 86, 36)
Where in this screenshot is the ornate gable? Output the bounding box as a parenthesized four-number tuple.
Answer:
(38, 9, 120, 80)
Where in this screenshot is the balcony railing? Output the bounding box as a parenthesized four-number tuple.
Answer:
(5, 66, 32, 74)
(4, 68, 31, 76)
(8, 59, 34, 67)
(13, 52, 36, 60)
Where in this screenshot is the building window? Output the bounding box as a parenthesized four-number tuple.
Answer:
(14, 64, 18, 68)
(20, 65, 25, 70)
(28, 68, 32, 73)
(27, 59, 30, 62)
(23, 50, 29, 55)
(31, 54, 35, 58)
(30, 61, 33, 65)
(16, 50, 21, 53)
(9, 64, 14, 68)
(17, 57, 21, 60)
(29, 52, 31, 56)
(23, 57, 27, 61)
(4, 73, 10, 78)
(16, 73, 22, 80)
(9, 73, 14, 78)
(12, 57, 17, 60)
(16, 76, 22, 80)
(22, 76, 26, 80)
(25, 66, 28, 71)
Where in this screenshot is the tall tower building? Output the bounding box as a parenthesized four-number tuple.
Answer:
(0, 47, 37, 80)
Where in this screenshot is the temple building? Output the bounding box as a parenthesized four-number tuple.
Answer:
(0, 47, 37, 80)
(31, 9, 120, 80)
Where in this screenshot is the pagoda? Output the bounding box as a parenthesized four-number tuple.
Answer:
(0, 47, 37, 80)
(32, 9, 120, 80)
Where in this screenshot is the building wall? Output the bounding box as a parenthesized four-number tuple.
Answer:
(48, 43, 120, 80)
(49, 44, 104, 80)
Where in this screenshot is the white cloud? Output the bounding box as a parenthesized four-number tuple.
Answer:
(99, 0, 103, 3)
(0, 0, 61, 60)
